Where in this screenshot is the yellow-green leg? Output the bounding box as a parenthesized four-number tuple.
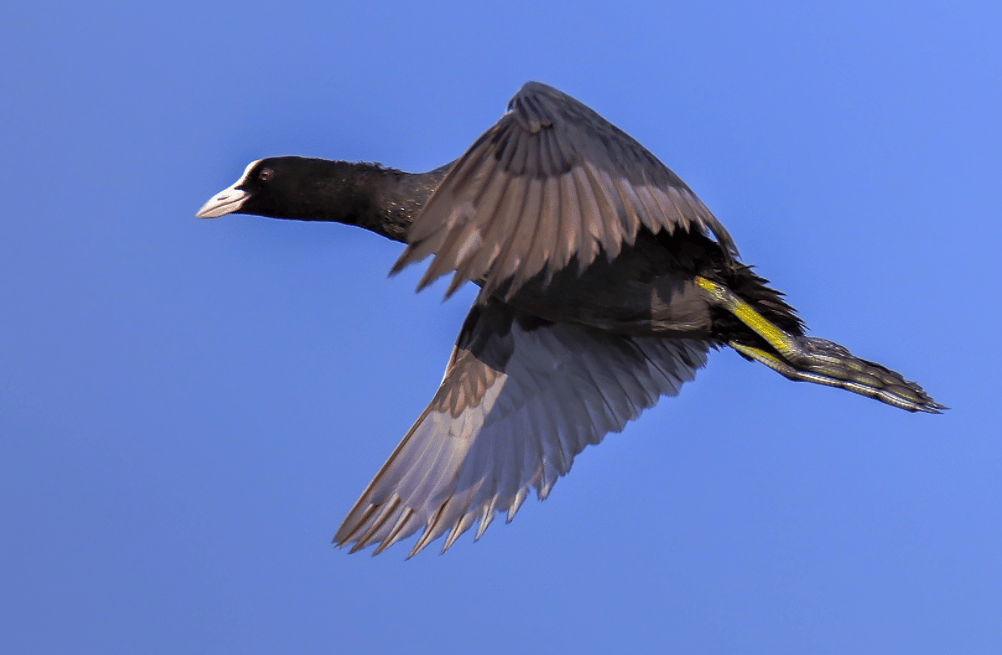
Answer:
(695, 276, 944, 413)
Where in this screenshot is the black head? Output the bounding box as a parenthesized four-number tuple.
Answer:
(196, 156, 370, 222)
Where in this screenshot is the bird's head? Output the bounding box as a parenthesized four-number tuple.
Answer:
(196, 156, 348, 221)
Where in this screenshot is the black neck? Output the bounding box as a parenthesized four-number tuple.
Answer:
(245, 158, 451, 243)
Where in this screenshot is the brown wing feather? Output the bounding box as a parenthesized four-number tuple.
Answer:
(392, 81, 736, 299)
(333, 298, 709, 556)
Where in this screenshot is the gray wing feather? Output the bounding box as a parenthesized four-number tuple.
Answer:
(333, 298, 708, 557)
(392, 81, 736, 299)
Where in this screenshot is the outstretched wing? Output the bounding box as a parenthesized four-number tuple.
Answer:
(334, 298, 708, 556)
(392, 81, 735, 299)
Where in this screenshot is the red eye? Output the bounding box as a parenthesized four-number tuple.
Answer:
(258, 168, 273, 181)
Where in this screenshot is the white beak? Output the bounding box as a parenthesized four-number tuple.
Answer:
(195, 159, 260, 218)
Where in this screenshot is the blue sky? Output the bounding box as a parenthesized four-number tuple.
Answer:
(2, 1, 1000, 653)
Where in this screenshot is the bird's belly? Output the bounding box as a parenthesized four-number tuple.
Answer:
(503, 268, 714, 338)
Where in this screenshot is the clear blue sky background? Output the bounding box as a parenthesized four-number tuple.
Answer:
(3, 2, 1000, 653)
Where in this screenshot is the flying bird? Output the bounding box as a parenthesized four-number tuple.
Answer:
(197, 82, 942, 557)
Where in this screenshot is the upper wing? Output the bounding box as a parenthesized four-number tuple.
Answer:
(334, 298, 708, 556)
(391, 81, 736, 300)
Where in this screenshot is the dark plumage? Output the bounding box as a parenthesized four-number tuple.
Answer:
(197, 82, 942, 557)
